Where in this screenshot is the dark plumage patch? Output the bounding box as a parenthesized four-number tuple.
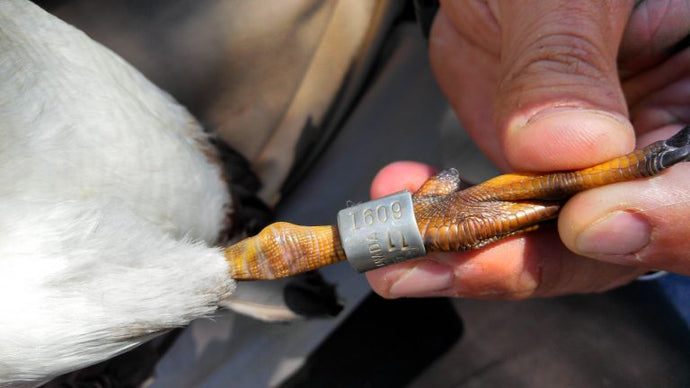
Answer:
(210, 136, 273, 241)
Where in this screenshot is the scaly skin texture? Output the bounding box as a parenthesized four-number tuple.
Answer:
(225, 223, 347, 279)
(226, 126, 690, 280)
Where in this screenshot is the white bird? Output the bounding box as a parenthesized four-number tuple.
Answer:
(0, 1, 239, 385)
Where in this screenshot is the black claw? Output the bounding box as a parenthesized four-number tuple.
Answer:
(660, 147, 690, 168)
(659, 125, 690, 168)
(663, 125, 690, 148)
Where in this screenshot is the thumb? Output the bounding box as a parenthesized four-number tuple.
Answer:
(431, 0, 638, 171)
(495, 0, 636, 171)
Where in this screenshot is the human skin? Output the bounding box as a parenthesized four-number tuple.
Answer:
(366, 0, 690, 299)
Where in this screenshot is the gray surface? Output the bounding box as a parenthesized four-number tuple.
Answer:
(439, 108, 501, 183)
(412, 284, 690, 387)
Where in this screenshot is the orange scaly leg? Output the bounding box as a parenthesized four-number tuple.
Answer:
(226, 126, 690, 279)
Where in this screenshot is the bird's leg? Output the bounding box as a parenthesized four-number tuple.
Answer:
(225, 223, 347, 280)
(461, 125, 690, 203)
(412, 169, 562, 251)
(415, 125, 690, 251)
(226, 126, 690, 278)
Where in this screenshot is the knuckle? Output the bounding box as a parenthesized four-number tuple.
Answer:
(501, 30, 615, 93)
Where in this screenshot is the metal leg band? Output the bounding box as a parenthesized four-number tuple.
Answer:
(337, 191, 426, 272)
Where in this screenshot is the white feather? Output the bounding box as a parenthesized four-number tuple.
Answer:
(0, 1, 235, 385)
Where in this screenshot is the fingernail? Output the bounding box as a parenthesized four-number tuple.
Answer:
(525, 107, 629, 127)
(505, 108, 634, 171)
(576, 211, 651, 257)
(389, 262, 453, 298)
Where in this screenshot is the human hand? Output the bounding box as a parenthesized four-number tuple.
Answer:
(366, 0, 690, 299)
